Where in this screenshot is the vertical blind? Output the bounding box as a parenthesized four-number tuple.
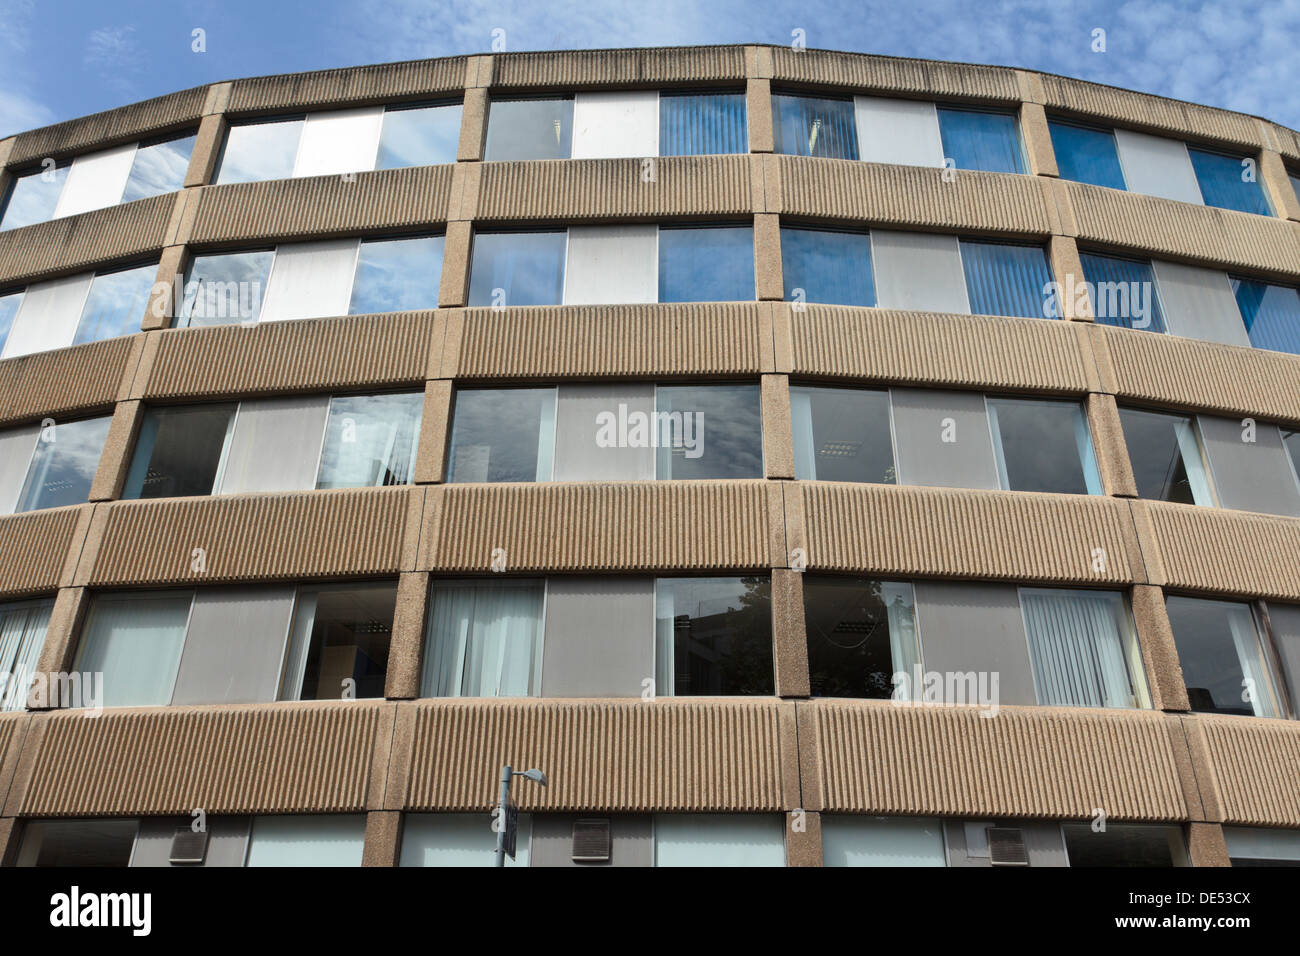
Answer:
(0, 601, 52, 711)
(1188, 147, 1272, 216)
(936, 108, 1025, 173)
(74, 592, 192, 707)
(771, 94, 858, 159)
(1048, 121, 1126, 190)
(1232, 277, 1300, 355)
(659, 92, 747, 156)
(1020, 589, 1145, 709)
(422, 581, 545, 697)
(959, 240, 1053, 318)
(654, 814, 786, 866)
(245, 815, 366, 867)
(1079, 253, 1167, 333)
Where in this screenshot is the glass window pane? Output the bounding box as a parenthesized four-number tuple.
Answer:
(1079, 253, 1166, 333)
(0, 290, 23, 354)
(658, 226, 754, 303)
(1020, 588, 1147, 709)
(467, 231, 566, 307)
(655, 576, 773, 696)
(654, 383, 761, 479)
(937, 108, 1025, 173)
(348, 235, 443, 314)
(988, 398, 1101, 495)
(377, 103, 462, 168)
(215, 119, 303, 185)
(780, 227, 875, 307)
(316, 391, 422, 488)
(401, 812, 531, 866)
(1118, 407, 1213, 505)
(771, 93, 858, 159)
(659, 92, 747, 156)
(1232, 277, 1300, 355)
(18, 819, 139, 867)
(122, 133, 196, 202)
(245, 815, 365, 867)
(279, 582, 396, 701)
(72, 263, 156, 345)
(790, 385, 894, 483)
(960, 241, 1053, 318)
(484, 98, 574, 161)
(123, 403, 236, 499)
(1284, 430, 1300, 494)
(653, 814, 785, 867)
(74, 591, 192, 707)
(447, 388, 556, 482)
(181, 250, 274, 327)
(0, 166, 68, 231)
(821, 815, 947, 867)
(1063, 824, 1184, 867)
(803, 577, 918, 699)
(1048, 121, 1126, 190)
(421, 579, 545, 697)
(16, 415, 111, 511)
(1188, 147, 1272, 216)
(1166, 596, 1280, 717)
(0, 600, 53, 712)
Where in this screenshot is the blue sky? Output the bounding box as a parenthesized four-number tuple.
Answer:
(2, 0, 1297, 138)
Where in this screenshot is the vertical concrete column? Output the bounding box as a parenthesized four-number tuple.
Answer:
(753, 212, 784, 301)
(385, 571, 431, 700)
(456, 55, 493, 163)
(1019, 102, 1058, 178)
(746, 78, 774, 154)
(0, 137, 14, 213)
(1048, 235, 1092, 321)
(1258, 149, 1300, 222)
(144, 243, 190, 331)
(362, 810, 403, 867)
(185, 112, 228, 188)
(31, 587, 92, 708)
(0, 818, 21, 867)
(1187, 822, 1231, 867)
(761, 373, 794, 480)
(88, 400, 143, 502)
(1130, 584, 1190, 712)
(438, 220, 474, 308)
(1086, 392, 1136, 498)
(414, 379, 452, 485)
(786, 810, 822, 866)
(772, 568, 809, 698)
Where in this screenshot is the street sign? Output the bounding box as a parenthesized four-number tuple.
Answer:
(502, 800, 519, 860)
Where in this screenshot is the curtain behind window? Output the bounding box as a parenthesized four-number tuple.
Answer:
(1020, 589, 1144, 709)
(0, 601, 52, 711)
(960, 241, 1054, 318)
(1079, 253, 1167, 333)
(937, 108, 1025, 173)
(74, 592, 192, 707)
(660, 93, 747, 156)
(771, 94, 858, 159)
(422, 581, 544, 697)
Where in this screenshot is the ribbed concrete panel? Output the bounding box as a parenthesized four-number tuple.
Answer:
(86, 488, 414, 586)
(6, 86, 208, 166)
(1199, 716, 1300, 826)
(809, 701, 1187, 821)
(1068, 182, 1300, 275)
(403, 698, 787, 811)
(424, 482, 777, 571)
(797, 482, 1138, 583)
(0, 507, 84, 598)
(490, 46, 746, 87)
(475, 156, 751, 221)
(769, 48, 1020, 101)
(190, 166, 453, 244)
(0, 337, 135, 425)
(142, 313, 434, 400)
(1144, 502, 1300, 600)
(790, 307, 1089, 392)
(226, 58, 467, 113)
(1101, 326, 1300, 422)
(16, 702, 388, 816)
(0, 195, 173, 285)
(775, 158, 1053, 235)
(448, 304, 765, 379)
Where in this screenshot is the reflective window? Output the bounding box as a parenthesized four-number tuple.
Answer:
(467, 231, 566, 307)
(960, 241, 1053, 319)
(121, 133, 196, 203)
(1166, 596, 1281, 717)
(658, 225, 754, 303)
(377, 103, 462, 168)
(483, 97, 574, 161)
(0, 290, 22, 353)
(348, 235, 443, 314)
(659, 92, 747, 156)
(654, 814, 786, 867)
(123, 403, 236, 499)
(1232, 277, 1300, 355)
(0, 165, 68, 231)
(936, 107, 1025, 174)
(72, 263, 156, 345)
(279, 582, 395, 701)
(821, 815, 947, 867)
(803, 577, 918, 699)
(654, 384, 761, 479)
(987, 398, 1102, 495)
(180, 250, 274, 327)
(421, 579, 545, 697)
(1047, 121, 1126, 190)
(401, 813, 531, 867)
(790, 385, 894, 483)
(655, 576, 773, 696)
(245, 815, 365, 867)
(1188, 146, 1272, 216)
(316, 391, 422, 488)
(215, 118, 304, 185)
(1062, 824, 1186, 867)
(1118, 407, 1214, 505)
(771, 93, 858, 159)
(73, 591, 193, 707)
(1079, 253, 1166, 333)
(15, 415, 112, 511)
(1021, 588, 1149, 709)
(780, 227, 875, 307)
(447, 388, 556, 482)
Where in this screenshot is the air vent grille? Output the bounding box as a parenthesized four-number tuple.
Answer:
(986, 827, 1029, 866)
(572, 818, 611, 862)
(168, 827, 209, 865)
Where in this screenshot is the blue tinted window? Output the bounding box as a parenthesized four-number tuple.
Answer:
(1232, 278, 1300, 355)
(0, 291, 22, 354)
(181, 250, 274, 327)
(467, 232, 566, 307)
(780, 228, 874, 306)
(960, 241, 1053, 318)
(937, 108, 1025, 173)
(122, 134, 196, 203)
(349, 235, 444, 314)
(660, 92, 747, 156)
(16, 416, 112, 512)
(659, 226, 754, 303)
(73, 264, 157, 345)
(216, 118, 303, 185)
(1188, 147, 1272, 216)
(771, 94, 858, 160)
(377, 103, 462, 169)
(0, 166, 68, 231)
(1048, 121, 1125, 190)
(1079, 253, 1166, 333)
(484, 98, 574, 161)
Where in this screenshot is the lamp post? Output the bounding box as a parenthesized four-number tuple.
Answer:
(495, 765, 548, 866)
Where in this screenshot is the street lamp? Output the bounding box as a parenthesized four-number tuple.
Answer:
(495, 765, 547, 866)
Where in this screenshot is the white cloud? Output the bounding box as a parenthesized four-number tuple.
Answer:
(84, 24, 142, 96)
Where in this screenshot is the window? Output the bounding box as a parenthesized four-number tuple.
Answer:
(348, 235, 444, 314)
(216, 117, 305, 185)
(959, 240, 1053, 318)
(181, 250, 274, 327)
(484, 97, 574, 161)
(74, 591, 193, 707)
(401, 813, 531, 867)
(0, 599, 52, 712)
(659, 92, 747, 155)
(1232, 277, 1300, 355)
(121, 133, 196, 203)
(421, 579, 545, 697)
(657, 225, 754, 302)
(654, 384, 762, 479)
(71, 263, 155, 345)
(0, 290, 22, 354)
(1079, 253, 1166, 332)
(1166, 596, 1281, 717)
(936, 107, 1026, 174)
(1118, 408, 1214, 505)
(1048, 120, 1126, 190)
(654, 576, 773, 696)
(16, 819, 139, 867)
(446, 388, 556, 482)
(14, 415, 112, 512)
(780, 227, 875, 307)
(987, 398, 1102, 495)
(771, 93, 858, 159)
(467, 231, 567, 307)
(803, 577, 918, 699)
(316, 391, 422, 488)
(821, 816, 946, 867)
(653, 814, 785, 867)
(123, 403, 236, 499)
(1020, 588, 1149, 709)
(1188, 146, 1272, 216)
(279, 583, 395, 701)
(1223, 826, 1300, 866)
(1062, 824, 1187, 867)
(376, 102, 462, 168)
(790, 385, 894, 483)
(244, 815, 366, 867)
(0, 165, 68, 231)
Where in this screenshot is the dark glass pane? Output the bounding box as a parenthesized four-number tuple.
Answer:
(0, 166, 67, 231)
(181, 250, 274, 327)
(73, 263, 156, 344)
(447, 388, 555, 482)
(123, 403, 236, 499)
(657, 576, 773, 695)
(1166, 596, 1262, 716)
(771, 94, 858, 159)
(1048, 121, 1125, 190)
(1078, 253, 1166, 333)
(804, 577, 912, 698)
(290, 583, 395, 701)
(660, 92, 747, 156)
(16, 416, 111, 511)
(484, 98, 573, 161)
(1118, 408, 1199, 504)
(216, 119, 302, 184)
(791, 386, 894, 483)
(1232, 277, 1300, 355)
(988, 398, 1099, 495)
(937, 108, 1025, 173)
(960, 241, 1053, 318)
(19, 819, 139, 867)
(467, 231, 566, 307)
(349, 235, 443, 314)
(1062, 824, 1181, 867)
(655, 384, 761, 479)
(658, 226, 754, 302)
(377, 103, 461, 168)
(122, 133, 196, 202)
(780, 228, 875, 307)
(1188, 147, 1272, 216)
